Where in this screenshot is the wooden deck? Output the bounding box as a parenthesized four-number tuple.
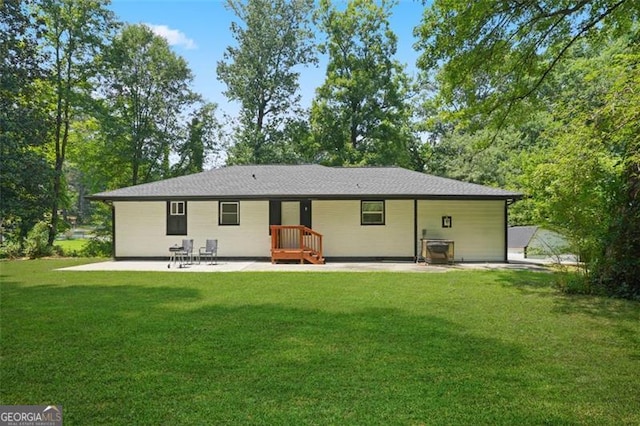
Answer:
(270, 225, 325, 264)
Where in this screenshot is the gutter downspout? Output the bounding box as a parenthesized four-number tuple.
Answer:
(505, 198, 518, 263)
(413, 199, 418, 261)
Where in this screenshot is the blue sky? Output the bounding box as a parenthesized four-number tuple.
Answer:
(108, 0, 427, 117)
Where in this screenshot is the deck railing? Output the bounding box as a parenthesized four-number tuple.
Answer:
(270, 225, 324, 264)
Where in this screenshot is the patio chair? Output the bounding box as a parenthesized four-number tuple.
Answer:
(179, 239, 194, 265)
(198, 239, 218, 265)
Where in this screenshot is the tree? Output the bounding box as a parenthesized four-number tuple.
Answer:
(415, 1, 640, 298)
(36, 0, 116, 245)
(99, 24, 199, 186)
(595, 49, 640, 298)
(172, 102, 221, 175)
(523, 42, 639, 298)
(217, 0, 317, 164)
(415, 0, 640, 131)
(311, 0, 414, 167)
(0, 0, 53, 246)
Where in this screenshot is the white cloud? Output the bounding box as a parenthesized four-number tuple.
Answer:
(144, 23, 197, 50)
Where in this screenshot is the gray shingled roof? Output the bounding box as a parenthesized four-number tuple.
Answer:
(88, 165, 522, 201)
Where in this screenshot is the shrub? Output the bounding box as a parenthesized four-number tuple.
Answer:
(554, 268, 608, 296)
(81, 237, 112, 257)
(24, 221, 52, 259)
(0, 240, 23, 259)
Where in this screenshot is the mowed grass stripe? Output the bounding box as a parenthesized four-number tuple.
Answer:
(1, 259, 638, 425)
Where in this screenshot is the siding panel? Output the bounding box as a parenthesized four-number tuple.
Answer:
(114, 200, 270, 258)
(313, 200, 414, 257)
(417, 200, 505, 262)
(113, 199, 506, 261)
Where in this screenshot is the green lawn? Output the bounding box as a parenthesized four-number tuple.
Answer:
(53, 239, 89, 255)
(1, 259, 639, 425)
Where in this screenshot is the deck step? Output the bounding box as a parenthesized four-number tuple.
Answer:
(270, 225, 324, 265)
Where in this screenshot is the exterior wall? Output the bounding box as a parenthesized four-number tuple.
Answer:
(312, 200, 415, 257)
(211, 201, 270, 257)
(114, 201, 167, 257)
(113, 198, 507, 261)
(114, 200, 270, 258)
(417, 200, 506, 262)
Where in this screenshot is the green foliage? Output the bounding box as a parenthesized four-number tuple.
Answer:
(35, 0, 117, 245)
(415, 1, 640, 299)
(554, 270, 598, 296)
(518, 42, 640, 299)
(218, 0, 316, 164)
(24, 221, 53, 259)
(81, 237, 112, 257)
(415, 0, 640, 130)
(99, 23, 199, 185)
(0, 218, 24, 259)
(588, 48, 640, 300)
(81, 202, 112, 257)
(0, 0, 54, 240)
(172, 102, 221, 175)
(311, 0, 414, 167)
(0, 240, 22, 260)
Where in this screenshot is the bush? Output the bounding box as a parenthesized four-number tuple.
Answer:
(554, 269, 608, 296)
(0, 240, 23, 259)
(24, 221, 52, 259)
(81, 237, 112, 257)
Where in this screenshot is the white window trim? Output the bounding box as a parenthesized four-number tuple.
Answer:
(170, 201, 185, 216)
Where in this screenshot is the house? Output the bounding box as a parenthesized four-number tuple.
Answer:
(508, 226, 570, 259)
(87, 165, 522, 263)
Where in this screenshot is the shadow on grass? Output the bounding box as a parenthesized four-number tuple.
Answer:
(486, 269, 640, 363)
(491, 270, 558, 295)
(0, 279, 597, 425)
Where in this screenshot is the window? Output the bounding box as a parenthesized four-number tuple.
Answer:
(219, 201, 240, 225)
(170, 201, 185, 215)
(167, 201, 187, 235)
(361, 200, 385, 225)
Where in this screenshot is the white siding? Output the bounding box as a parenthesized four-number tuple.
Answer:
(214, 201, 270, 257)
(417, 200, 506, 262)
(313, 200, 414, 257)
(114, 201, 167, 257)
(114, 200, 270, 258)
(113, 199, 506, 261)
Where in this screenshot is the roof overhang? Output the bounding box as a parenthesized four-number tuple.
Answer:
(86, 193, 523, 203)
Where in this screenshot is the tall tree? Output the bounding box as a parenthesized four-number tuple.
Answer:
(415, 1, 640, 298)
(217, 0, 316, 164)
(0, 0, 53, 244)
(415, 0, 639, 130)
(172, 102, 221, 175)
(99, 24, 198, 185)
(36, 0, 116, 245)
(311, 0, 413, 167)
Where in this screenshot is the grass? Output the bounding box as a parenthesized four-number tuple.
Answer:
(53, 239, 89, 255)
(1, 259, 639, 425)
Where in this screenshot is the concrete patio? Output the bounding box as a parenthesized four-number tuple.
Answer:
(59, 255, 556, 273)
